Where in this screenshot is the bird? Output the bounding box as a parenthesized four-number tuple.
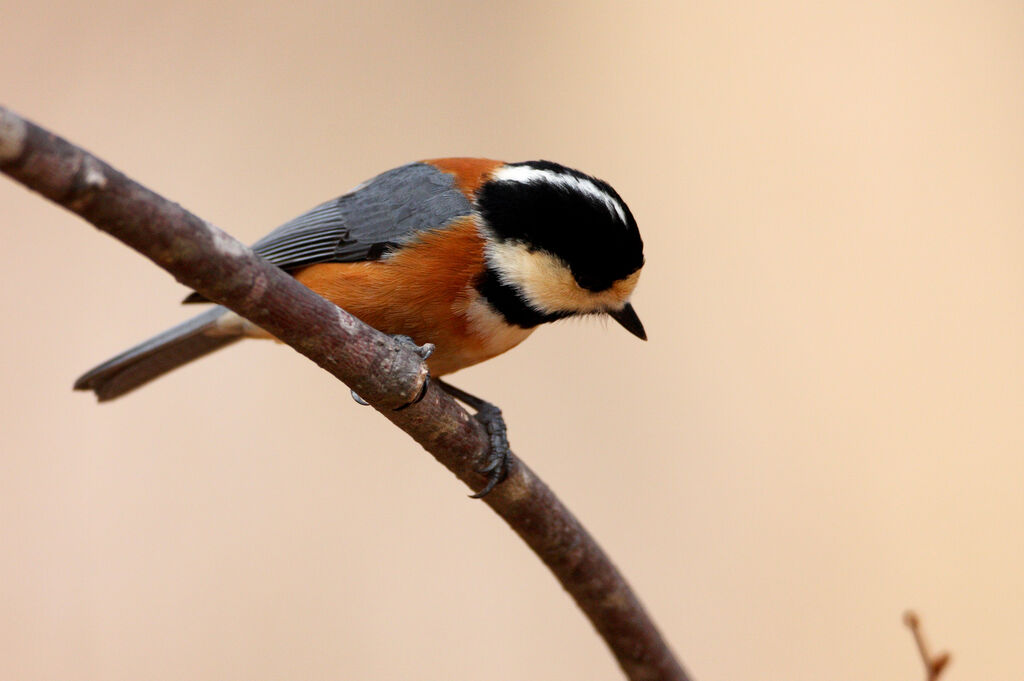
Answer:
(75, 158, 646, 496)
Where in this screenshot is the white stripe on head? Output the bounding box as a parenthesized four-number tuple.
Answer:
(493, 165, 628, 225)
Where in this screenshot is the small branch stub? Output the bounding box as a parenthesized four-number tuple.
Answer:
(903, 611, 951, 681)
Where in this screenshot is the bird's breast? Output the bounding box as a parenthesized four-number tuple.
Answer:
(445, 294, 535, 372)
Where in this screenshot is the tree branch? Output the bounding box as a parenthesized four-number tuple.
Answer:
(0, 106, 690, 681)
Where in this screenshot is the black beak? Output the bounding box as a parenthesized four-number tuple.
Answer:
(608, 303, 647, 341)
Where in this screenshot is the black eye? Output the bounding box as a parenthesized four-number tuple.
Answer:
(573, 272, 609, 292)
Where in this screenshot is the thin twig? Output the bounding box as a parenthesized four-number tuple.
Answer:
(0, 106, 691, 681)
(903, 611, 951, 681)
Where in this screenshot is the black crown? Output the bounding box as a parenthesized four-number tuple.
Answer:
(476, 161, 644, 292)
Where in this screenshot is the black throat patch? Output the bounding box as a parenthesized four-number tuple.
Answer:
(475, 268, 570, 329)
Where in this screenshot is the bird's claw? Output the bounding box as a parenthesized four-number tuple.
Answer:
(392, 334, 434, 361)
(469, 403, 511, 499)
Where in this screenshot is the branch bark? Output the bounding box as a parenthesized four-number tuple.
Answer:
(0, 106, 691, 681)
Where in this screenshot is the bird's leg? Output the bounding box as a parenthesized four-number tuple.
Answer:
(350, 335, 434, 409)
(435, 379, 511, 498)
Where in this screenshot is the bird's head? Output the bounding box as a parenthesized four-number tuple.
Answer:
(474, 161, 646, 339)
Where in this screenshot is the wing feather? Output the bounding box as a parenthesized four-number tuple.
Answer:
(183, 162, 474, 303)
(251, 162, 473, 270)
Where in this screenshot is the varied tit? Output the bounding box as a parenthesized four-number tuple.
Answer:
(75, 158, 646, 496)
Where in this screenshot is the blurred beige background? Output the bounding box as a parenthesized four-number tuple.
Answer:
(2, 1, 1022, 679)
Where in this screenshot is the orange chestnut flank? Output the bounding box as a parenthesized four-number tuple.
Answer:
(293, 216, 501, 377)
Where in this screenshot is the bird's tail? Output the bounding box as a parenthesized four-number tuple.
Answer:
(74, 306, 242, 401)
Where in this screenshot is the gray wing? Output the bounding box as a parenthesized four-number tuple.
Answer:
(251, 162, 473, 270)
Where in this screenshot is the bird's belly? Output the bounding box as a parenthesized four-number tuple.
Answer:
(353, 294, 534, 376)
(425, 297, 535, 375)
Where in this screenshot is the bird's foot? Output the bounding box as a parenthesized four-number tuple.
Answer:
(350, 334, 434, 409)
(434, 379, 511, 498)
(390, 334, 435, 361)
(470, 402, 511, 498)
